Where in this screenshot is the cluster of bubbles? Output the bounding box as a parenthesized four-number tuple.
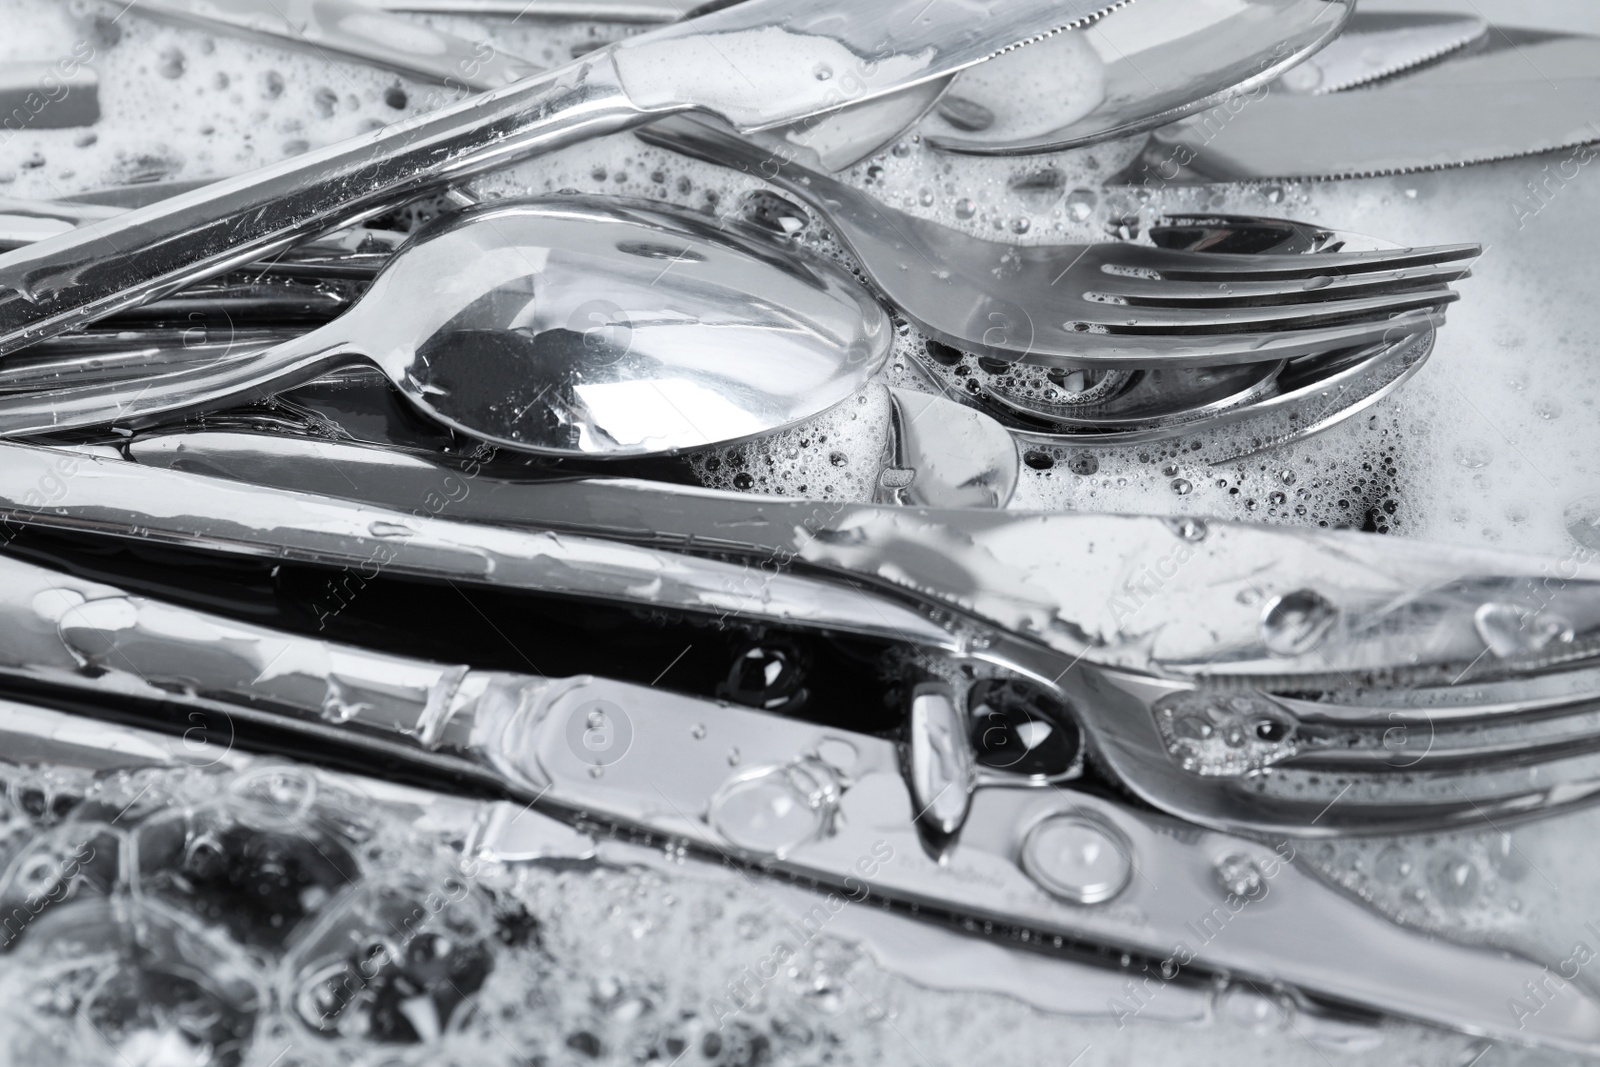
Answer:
(0, 755, 1507, 1067)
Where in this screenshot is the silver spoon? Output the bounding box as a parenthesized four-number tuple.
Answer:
(0, 196, 890, 457)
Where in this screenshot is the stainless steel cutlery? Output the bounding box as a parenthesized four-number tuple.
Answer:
(1132, 19, 1600, 181)
(0, 0, 1120, 357)
(922, 0, 1353, 155)
(0, 546, 1590, 1051)
(639, 116, 1476, 369)
(0, 196, 892, 456)
(0, 3, 1580, 1058)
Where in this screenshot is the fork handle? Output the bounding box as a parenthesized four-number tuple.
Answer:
(0, 53, 671, 360)
(639, 114, 851, 212)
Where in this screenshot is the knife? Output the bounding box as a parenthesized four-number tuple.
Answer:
(0, 699, 1222, 1032)
(6, 431, 1599, 839)
(1385, 30, 1600, 86)
(0, 0, 1120, 359)
(1124, 28, 1600, 182)
(1, 547, 1593, 1054)
(1121, 74, 1600, 183)
(1274, 9, 1489, 93)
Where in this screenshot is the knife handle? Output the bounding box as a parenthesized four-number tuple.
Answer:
(0, 52, 672, 360)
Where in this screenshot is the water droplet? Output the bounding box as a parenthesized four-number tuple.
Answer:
(1008, 168, 1064, 213)
(691, 723, 706, 739)
(1023, 450, 1055, 471)
(158, 47, 185, 79)
(1067, 454, 1099, 476)
(1171, 478, 1193, 496)
(1260, 589, 1339, 656)
(937, 95, 994, 132)
(1277, 469, 1296, 486)
(1453, 441, 1493, 469)
(1473, 602, 1575, 658)
(1010, 217, 1031, 235)
(813, 63, 832, 81)
(1214, 854, 1266, 899)
(954, 198, 977, 220)
(1374, 844, 1413, 884)
(1426, 851, 1479, 907)
(1065, 188, 1097, 222)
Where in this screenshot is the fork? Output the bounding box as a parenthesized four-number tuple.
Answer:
(636, 116, 1480, 369)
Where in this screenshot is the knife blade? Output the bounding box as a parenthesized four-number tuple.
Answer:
(0, 0, 1122, 359)
(1119, 76, 1600, 182)
(1385, 30, 1600, 86)
(1275, 10, 1489, 93)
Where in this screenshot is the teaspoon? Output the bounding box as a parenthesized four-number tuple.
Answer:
(0, 196, 890, 457)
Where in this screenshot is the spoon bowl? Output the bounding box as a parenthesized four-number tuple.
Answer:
(0, 197, 891, 457)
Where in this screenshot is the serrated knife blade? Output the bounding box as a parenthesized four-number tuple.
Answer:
(1276, 10, 1489, 93)
(1386, 31, 1600, 87)
(1119, 75, 1600, 182)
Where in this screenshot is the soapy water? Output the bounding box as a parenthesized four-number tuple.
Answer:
(0, 757, 1512, 1067)
(5, 0, 1600, 1062)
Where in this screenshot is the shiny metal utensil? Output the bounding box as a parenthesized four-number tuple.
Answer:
(0, 328, 286, 395)
(0, 0, 1120, 358)
(120, 0, 950, 172)
(640, 116, 1476, 369)
(0, 196, 889, 456)
(0, 550, 1591, 1053)
(940, 331, 1429, 450)
(909, 215, 1441, 451)
(0, 703, 1227, 1034)
(13, 439, 1600, 844)
(1274, 9, 1490, 93)
(0, 193, 404, 274)
(876, 387, 1018, 508)
(1129, 29, 1600, 181)
(1383, 28, 1599, 86)
(923, 0, 1352, 155)
(122, 384, 1021, 509)
(121, 384, 1021, 509)
(125, 0, 542, 89)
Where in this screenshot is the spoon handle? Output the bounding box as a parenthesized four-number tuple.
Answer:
(0, 54, 665, 359)
(0, 327, 353, 437)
